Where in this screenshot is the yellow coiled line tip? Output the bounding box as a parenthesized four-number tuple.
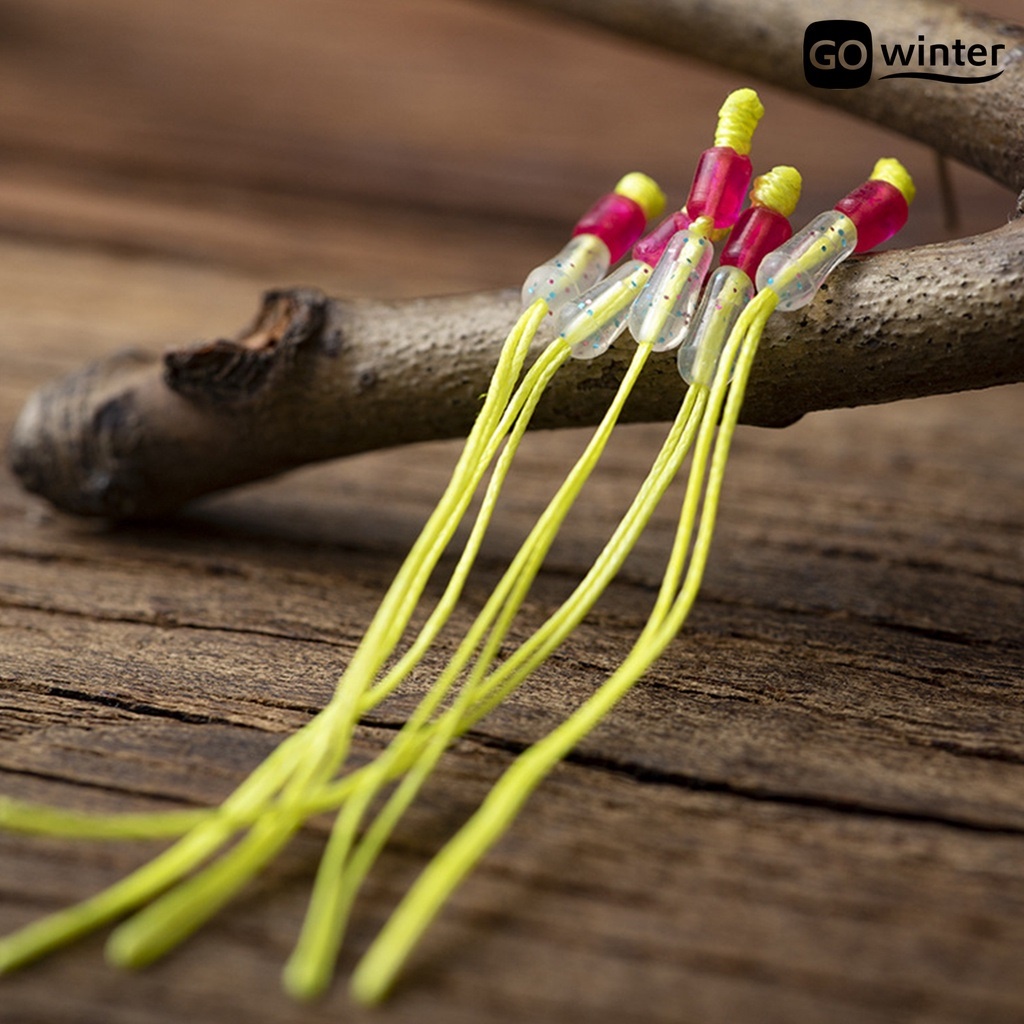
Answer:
(714, 88, 765, 156)
(750, 165, 802, 217)
(614, 172, 667, 221)
(870, 157, 916, 205)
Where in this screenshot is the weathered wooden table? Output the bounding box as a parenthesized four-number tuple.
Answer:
(1, 2, 1022, 1021)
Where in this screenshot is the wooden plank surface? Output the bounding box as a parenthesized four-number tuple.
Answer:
(1, 1, 1023, 1021)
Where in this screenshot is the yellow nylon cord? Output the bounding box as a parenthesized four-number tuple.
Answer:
(282, 341, 654, 999)
(103, 318, 569, 970)
(0, 109, 873, 1011)
(350, 290, 780, 1004)
(0, 301, 553, 975)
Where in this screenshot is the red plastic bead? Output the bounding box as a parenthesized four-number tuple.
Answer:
(685, 146, 753, 229)
(834, 179, 908, 253)
(631, 209, 692, 266)
(721, 206, 793, 280)
(572, 193, 647, 263)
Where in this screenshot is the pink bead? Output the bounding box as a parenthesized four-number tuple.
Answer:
(685, 146, 753, 229)
(721, 206, 793, 280)
(572, 193, 647, 263)
(631, 209, 692, 266)
(834, 180, 908, 253)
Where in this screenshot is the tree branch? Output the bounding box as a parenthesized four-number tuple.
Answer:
(500, 0, 1024, 194)
(8, 0, 1024, 518)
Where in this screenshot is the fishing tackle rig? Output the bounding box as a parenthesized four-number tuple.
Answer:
(0, 89, 916, 1006)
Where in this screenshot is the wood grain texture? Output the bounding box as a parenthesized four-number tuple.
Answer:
(1, 0, 1023, 1021)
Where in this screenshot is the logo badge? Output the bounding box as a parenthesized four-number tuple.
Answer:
(804, 21, 873, 89)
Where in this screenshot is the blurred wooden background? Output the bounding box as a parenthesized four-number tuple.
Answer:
(1, 1, 1023, 1022)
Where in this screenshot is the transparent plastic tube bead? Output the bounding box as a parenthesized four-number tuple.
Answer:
(521, 172, 664, 316)
(755, 210, 856, 312)
(678, 165, 801, 384)
(626, 218, 715, 352)
(676, 265, 755, 386)
(757, 157, 914, 312)
(520, 234, 609, 311)
(558, 257, 653, 359)
(563, 88, 765, 361)
(626, 87, 769, 355)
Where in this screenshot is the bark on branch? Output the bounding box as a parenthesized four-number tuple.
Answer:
(501, 0, 1024, 195)
(8, 0, 1024, 518)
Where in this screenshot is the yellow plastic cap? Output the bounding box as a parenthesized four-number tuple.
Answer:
(870, 158, 916, 204)
(614, 172, 666, 221)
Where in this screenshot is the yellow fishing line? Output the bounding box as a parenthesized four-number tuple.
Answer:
(349, 291, 779, 1005)
(285, 201, 747, 990)
(19, 153, 911, 999)
(114, 159, 669, 977)
(271, 134, 763, 992)
(102, 326, 572, 971)
(0, 301, 556, 974)
(4, 106, 878, 1011)
(0, 376, 702, 852)
(284, 342, 655, 998)
(0, 292, 776, 985)
(281, 339, 575, 997)
(278, 362, 711, 1000)
(0, 798, 208, 841)
(0, 317, 553, 849)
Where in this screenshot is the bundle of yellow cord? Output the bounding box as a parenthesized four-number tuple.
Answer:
(0, 89, 768, 1000)
(0, 177, 665, 977)
(0, 90, 914, 1010)
(0, 295, 547, 973)
(345, 164, 803, 1003)
(352, 258, 772, 1004)
(350, 159, 915, 1003)
(277, 90, 772, 1000)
